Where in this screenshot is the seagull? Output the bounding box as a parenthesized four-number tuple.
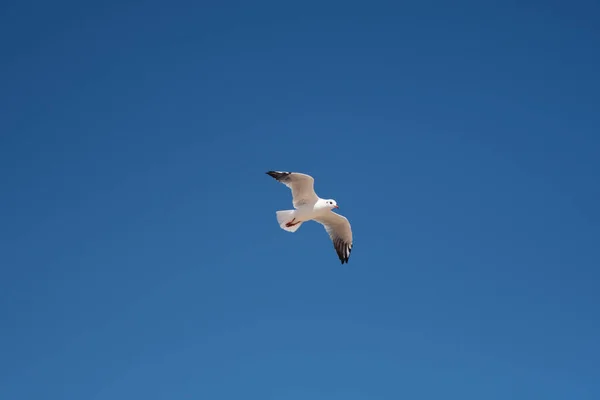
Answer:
(266, 171, 353, 264)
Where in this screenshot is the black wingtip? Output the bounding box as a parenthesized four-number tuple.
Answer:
(266, 171, 291, 181)
(338, 245, 352, 264)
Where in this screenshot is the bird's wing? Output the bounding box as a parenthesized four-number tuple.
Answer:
(313, 212, 353, 264)
(266, 171, 319, 208)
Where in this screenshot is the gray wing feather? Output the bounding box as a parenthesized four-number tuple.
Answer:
(266, 171, 319, 208)
(314, 212, 353, 264)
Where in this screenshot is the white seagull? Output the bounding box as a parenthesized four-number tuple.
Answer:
(266, 171, 353, 264)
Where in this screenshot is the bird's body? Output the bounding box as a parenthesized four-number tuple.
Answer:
(266, 171, 353, 264)
(284, 198, 332, 221)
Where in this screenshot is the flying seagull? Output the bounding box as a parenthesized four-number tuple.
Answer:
(266, 171, 353, 264)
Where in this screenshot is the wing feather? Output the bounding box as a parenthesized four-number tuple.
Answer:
(266, 171, 319, 208)
(314, 212, 353, 264)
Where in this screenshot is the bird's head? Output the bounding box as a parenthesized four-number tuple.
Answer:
(325, 199, 339, 209)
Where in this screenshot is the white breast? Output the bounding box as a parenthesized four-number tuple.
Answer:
(295, 198, 329, 221)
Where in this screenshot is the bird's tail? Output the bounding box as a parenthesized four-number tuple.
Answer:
(276, 210, 303, 232)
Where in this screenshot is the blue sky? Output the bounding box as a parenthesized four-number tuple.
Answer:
(1, 0, 599, 399)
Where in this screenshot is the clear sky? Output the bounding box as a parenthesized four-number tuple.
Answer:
(1, 1, 599, 399)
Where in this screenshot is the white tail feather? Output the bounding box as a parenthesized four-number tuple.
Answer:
(276, 210, 303, 232)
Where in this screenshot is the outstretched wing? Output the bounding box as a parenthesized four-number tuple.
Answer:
(313, 212, 353, 264)
(266, 171, 319, 208)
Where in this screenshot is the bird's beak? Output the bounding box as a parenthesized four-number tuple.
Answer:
(334, 205, 339, 209)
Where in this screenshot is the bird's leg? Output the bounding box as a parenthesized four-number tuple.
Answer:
(285, 218, 301, 227)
